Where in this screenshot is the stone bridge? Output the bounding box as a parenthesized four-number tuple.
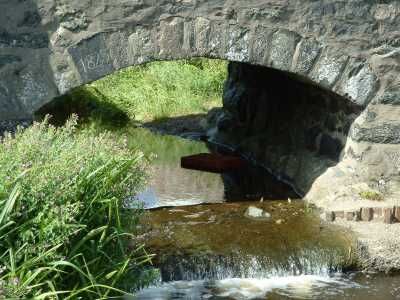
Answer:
(1, 0, 400, 204)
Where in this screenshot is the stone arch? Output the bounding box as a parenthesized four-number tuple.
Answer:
(60, 19, 380, 108)
(1, 1, 399, 205)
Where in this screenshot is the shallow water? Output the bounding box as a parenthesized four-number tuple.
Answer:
(126, 128, 400, 299)
(132, 274, 400, 300)
(127, 128, 225, 208)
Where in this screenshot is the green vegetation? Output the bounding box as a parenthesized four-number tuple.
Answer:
(0, 58, 227, 298)
(0, 116, 153, 299)
(38, 59, 227, 126)
(359, 190, 384, 201)
(124, 126, 210, 164)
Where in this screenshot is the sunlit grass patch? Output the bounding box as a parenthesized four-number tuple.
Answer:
(359, 190, 384, 201)
(37, 58, 227, 126)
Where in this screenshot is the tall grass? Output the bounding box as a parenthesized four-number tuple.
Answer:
(37, 59, 227, 125)
(0, 116, 152, 298)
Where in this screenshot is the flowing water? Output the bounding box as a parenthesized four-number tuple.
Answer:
(125, 127, 400, 299)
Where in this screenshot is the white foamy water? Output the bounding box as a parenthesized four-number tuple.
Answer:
(133, 275, 360, 300)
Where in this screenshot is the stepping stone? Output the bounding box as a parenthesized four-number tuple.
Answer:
(346, 211, 354, 221)
(383, 207, 394, 224)
(361, 207, 373, 221)
(334, 211, 345, 219)
(325, 211, 335, 222)
(394, 206, 400, 222)
(373, 207, 383, 219)
(346, 210, 361, 221)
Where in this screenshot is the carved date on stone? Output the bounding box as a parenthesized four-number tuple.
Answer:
(68, 34, 114, 83)
(79, 49, 112, 73)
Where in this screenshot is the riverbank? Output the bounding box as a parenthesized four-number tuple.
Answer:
(303, 167, 400, 273)
(310, 185, 400, 272)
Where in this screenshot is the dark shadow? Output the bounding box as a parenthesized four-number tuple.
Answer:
(35, 86, 130, 128)
(221, 164, 299, 201)
(216, 62, 364, 196)
(142, 114, 209, 137)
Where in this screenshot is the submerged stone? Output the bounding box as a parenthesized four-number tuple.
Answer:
(245, 206, 271, 219)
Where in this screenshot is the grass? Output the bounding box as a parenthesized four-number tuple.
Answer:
(37, 58, 227, 126)
(0, 116, 154, 299)
(359, 190, 384, 201)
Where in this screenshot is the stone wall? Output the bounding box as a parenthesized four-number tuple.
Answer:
(211, 62, 363, 196)
(1, 1, 399, 119)
(1, 0, 400, 203)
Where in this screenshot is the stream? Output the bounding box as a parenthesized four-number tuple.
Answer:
(125, 127, 400, 299)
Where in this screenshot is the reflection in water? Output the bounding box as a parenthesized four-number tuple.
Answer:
(124, 127, 400, 300)
(127, 127, 225, 208)
(128, 127, 297, 209)
(222, 165, 299, 201)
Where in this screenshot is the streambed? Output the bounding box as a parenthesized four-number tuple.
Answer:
(126, 128, 400, 299)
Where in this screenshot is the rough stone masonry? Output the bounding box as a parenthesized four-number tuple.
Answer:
(0, 1, 400, 207)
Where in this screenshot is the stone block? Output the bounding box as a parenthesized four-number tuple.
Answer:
(0, 79, 29, 120)
(107, 32, 129, 70)
(350, 122, 400, 144)
(128, 27, 157, 65)
(159, 17, 185, 59)
(346, 210, 361, 221)
(361, 207, 373, 221)
(18, 11, 42, 28)
(68, 34, 114, 83)
(354, 210, 362, 221)
(194, 17, 211, 56)
(373, 207, 383, 218)
(325, 211, 335, 222)
(16, 66, 58, 115)
(383, 207, 394, 224)
(249, 25, 273, 65)
(334, 211, 345, 219)
(0, 55, 21, 68)
(292, 38, 321, 75)
(0, 31, 48, 49)
(182, 21, 194, 54)
(311, 48, 348, 88)
(225, 25, 250, 62)
(267, 29, 300, 71)
(376, 87, 400, 105)
(339, 61, 378, 106)
(394, 206, 400, 222)
(208, 21, 228, 58)
(346, 211, 354, 221)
